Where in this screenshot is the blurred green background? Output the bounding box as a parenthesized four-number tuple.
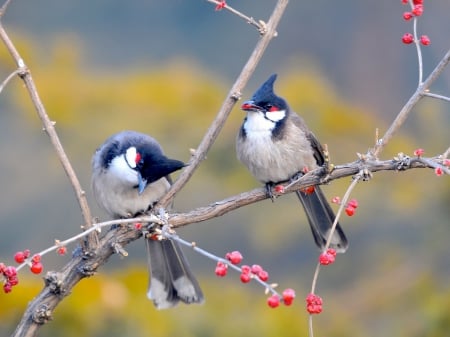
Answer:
(0, 1, 449, 336)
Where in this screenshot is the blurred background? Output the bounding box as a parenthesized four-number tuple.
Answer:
(0, 1, 449, 336)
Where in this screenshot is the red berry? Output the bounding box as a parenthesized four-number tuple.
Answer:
(326, 248, 337, 257)
(420, 35, 431, 46)
(240, 272, 251, 283)
(241, 264, 251, 274)
(8, 276, 19, 286)
(4, 266, 17, 278)
(345, 206, 355, 216)
(331, 196, 341, 204)
(251, 264, 263, 274)
(412, 4, 423, 16)
(214, 0, 226, 11)
(57, 246, 67, 256)
(402, 33, 414, 44)
(257, 270, 269, 282)
(274, 185, 285, 194)
(134, 222, 143, 230)
(348, 199, 359, 209)
(225, 251, 243, 265)
(443, 159, 450, 167)
(3, 282, 13, 293)
(401, 0, 408, 4)
(413, 148, 425, 157)
(435, 167, 443, 177)
(14, 251, 25, 264)
(23, 249, 30, 258)
(413, 0, 423, 4)
(267, 294, 280, 308)
(319, 251, 336, 265)
(0, 262, 6, 273)
(31, 254, 41, 263)
(282, 288, 296, 306)
(301, 186, 315, 195)
(403, 12, 413, 21)
(305, 293, 323, 314)
(30, 262, 43, 274)
(215, 262, 228, 277)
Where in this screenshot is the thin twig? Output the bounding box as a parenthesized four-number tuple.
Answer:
(423, 92, 450, 102)
(370, 48, 450, 158)
(206, 0, 265, 33)
(0, 22, 96, 249)
(0, 68, 19, 94)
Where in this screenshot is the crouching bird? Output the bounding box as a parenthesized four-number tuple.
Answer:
(236, 74, 348, 252)
(92, 130, 204, 308)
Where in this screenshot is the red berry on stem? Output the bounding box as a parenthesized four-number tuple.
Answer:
(267, 294, 280, 308)
(420, 35, 431, 46)
(240, 272, 251, 283)
(435, 167, 443, 177)
(257, 269, 269, 282)
(402, 33, 414, 44)
(30, 262, 43, 274)
(31, 254, 41, 263)
(225, 251, 243, 265)
(274, 185, 285, 194)
(345, 206, 355, 216)
(413, 148, 425, 157)
(348, 199, 359, 209)
(215, 262, 228, 277)
(282, 288, 296, 306)
(14, 251, 25, 264)
(3, 282, 13, 294)
(4, 266, 17, 278)
(251, 264, 263, 274)
(0, 262, 6, 273)
(57, 246, 67, 256)
(412, 4, 423, 16)
(319, 251, 336, 265)
(23, 249, 30, 258)
(331, 196, 341, 204)
(401, 0, 408, 4)
(413, 0, 423, 4)
(306, 293, 323, 314)
(8, 276, 19, 286)
(241, 265, 251, 274)
(403, 12, 413, 21)
(443, 159, 450, 167)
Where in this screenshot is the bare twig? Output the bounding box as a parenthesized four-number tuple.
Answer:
(0, 22, 96, 249)
(423, 92, 450, 102)
(370, 48, 450, 158)
(156, 0, 289, 209)
(206, 0, 266, 33)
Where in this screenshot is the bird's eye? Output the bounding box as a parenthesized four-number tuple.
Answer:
(266, 104, 279, 112)
(125, 147, 141, 169)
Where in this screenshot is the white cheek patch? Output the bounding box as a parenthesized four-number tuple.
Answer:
(125, 147, 138, 168)
(109, 155, 138, 185)
(244, 111, 275, 133)
(265, 109, 286, 122)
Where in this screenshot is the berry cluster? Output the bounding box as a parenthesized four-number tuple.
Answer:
(1, 249, 48, 294)
(215, 250, 296, 308)
(319, 248, 337, 266)
(401, 0, 430, 46)
(331, 196, 359, 217)
(1, 264, 19, 293)
(306, 293, 323, 314)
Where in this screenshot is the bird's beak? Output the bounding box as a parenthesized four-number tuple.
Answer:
(241, 100, 260, 112)
(137, 172, 147, 195)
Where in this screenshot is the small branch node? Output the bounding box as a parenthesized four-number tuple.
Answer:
(32, 304, 52, 325)
(393, 152, 411, 171)
(44, 272, 66, 296)
(230, 91, 242, 100)
(111, 242, 128, 257)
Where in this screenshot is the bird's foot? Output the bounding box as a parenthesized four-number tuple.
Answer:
(265, 182, 276, 202)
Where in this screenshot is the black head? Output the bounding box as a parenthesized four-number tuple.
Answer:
(241, 74, 289, 115)
(99, 131, 185, 194)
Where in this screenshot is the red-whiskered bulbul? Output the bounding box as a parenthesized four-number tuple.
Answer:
(92, 130, 204, 309)
(236, 74, 348, 252)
